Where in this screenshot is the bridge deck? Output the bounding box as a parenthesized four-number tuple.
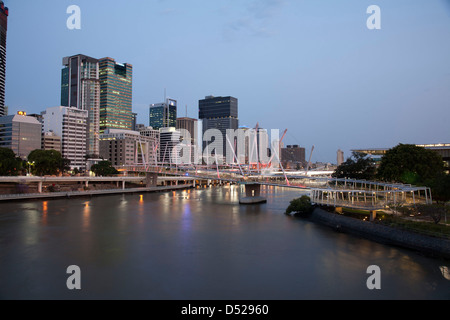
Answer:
(4, 167, 430, 209)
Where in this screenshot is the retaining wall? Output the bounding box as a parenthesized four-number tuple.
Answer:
(309, 207, 450, 260)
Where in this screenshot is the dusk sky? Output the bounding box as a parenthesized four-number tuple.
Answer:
(5, 0, 450, 163)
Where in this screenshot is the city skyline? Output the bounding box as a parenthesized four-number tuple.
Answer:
(4, 1, 450, 163)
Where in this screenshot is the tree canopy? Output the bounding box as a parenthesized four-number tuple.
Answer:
(332, 152, 376, 180)
(90, 161, 119, 176)
(376, 144, 444, 185)
(428, 173, 450, 203)
(28, 149, 69, 176)
(0, 147, 22, 176)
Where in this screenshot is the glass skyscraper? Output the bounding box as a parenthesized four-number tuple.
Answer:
(99, 57, 133, 133)
(149, 98, 177, 130)
(61, 54, 100, 156)
(0, 2, 8, 117)
(199, 95, 239, 157)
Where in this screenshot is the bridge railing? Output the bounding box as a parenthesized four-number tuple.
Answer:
(310, 187, 431, 211)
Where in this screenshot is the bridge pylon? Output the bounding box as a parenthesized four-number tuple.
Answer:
(145, 172, 158, 187)
(239, 183, 267, 204)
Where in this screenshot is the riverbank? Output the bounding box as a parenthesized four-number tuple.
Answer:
(308, 207, 450, 260)
(0, 184, 193, 202)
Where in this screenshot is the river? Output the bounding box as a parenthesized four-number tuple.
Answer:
(0, 185, 449, 299)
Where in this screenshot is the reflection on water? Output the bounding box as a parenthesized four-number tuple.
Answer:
(42, 201, 48, 226)
(0, 186, 449, 300)
(83, 202, 90, 231)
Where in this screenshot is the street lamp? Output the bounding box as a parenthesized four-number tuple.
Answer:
(27, 161, 35, 176)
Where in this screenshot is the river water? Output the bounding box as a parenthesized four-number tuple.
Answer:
(0, 185, 449, 300)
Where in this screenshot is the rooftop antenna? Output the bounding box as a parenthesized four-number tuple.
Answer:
(185, 105, 188, 118)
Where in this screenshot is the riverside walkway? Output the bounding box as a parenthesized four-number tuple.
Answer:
(0, 184, 193, 201)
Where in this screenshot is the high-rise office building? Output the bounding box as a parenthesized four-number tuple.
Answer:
(131, 112, 138, 131)
(149, 98, 177, 130)
(61, 54, 100, 156)
(135, 123, 145, 131)
(0, 2, 8, 117)
(337, 149, 344, 166)
(139, 126, 159, 140)
(139, 126, 160, 164)
(99, 129, 158, 167)
(42, 106, 88, 170)
(281, 145, 306, 169)
(99, 57, 133, 133)
(159, 127, 181, 164)
(199, 96, 239, 158)
(176, 117, 197, 144)
(237, 125, 250, 164)
(42, 131, 62, 152)
(0, 113, 42, 159)
(176, 117, 198, 164)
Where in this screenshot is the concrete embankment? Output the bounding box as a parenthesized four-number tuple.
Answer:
(309, 207, 450, 260)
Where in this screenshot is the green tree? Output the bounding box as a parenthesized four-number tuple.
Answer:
(285, 195, 313, 215)
(61, 158, 71, 173)
(90, 161, 119, 176)
(428, 173, 450, 204)
(0, 147, 22, 176)
(376, 144, 444, 185)
(28, 149, 67, 176)
(332, 152, 376, 180)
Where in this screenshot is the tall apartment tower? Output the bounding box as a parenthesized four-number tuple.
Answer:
(199, 95, 239, 157)
(149, 98, 177, 130)
(0, 2, 8, 117)
(61, 54, 100, 156)
(98, 57, 133, 133)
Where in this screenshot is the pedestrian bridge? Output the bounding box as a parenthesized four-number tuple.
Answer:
(119, 165, 432, 211)
(0, 165, 432, 215)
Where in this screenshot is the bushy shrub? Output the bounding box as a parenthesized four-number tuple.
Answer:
(285, 195, 313, 216)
